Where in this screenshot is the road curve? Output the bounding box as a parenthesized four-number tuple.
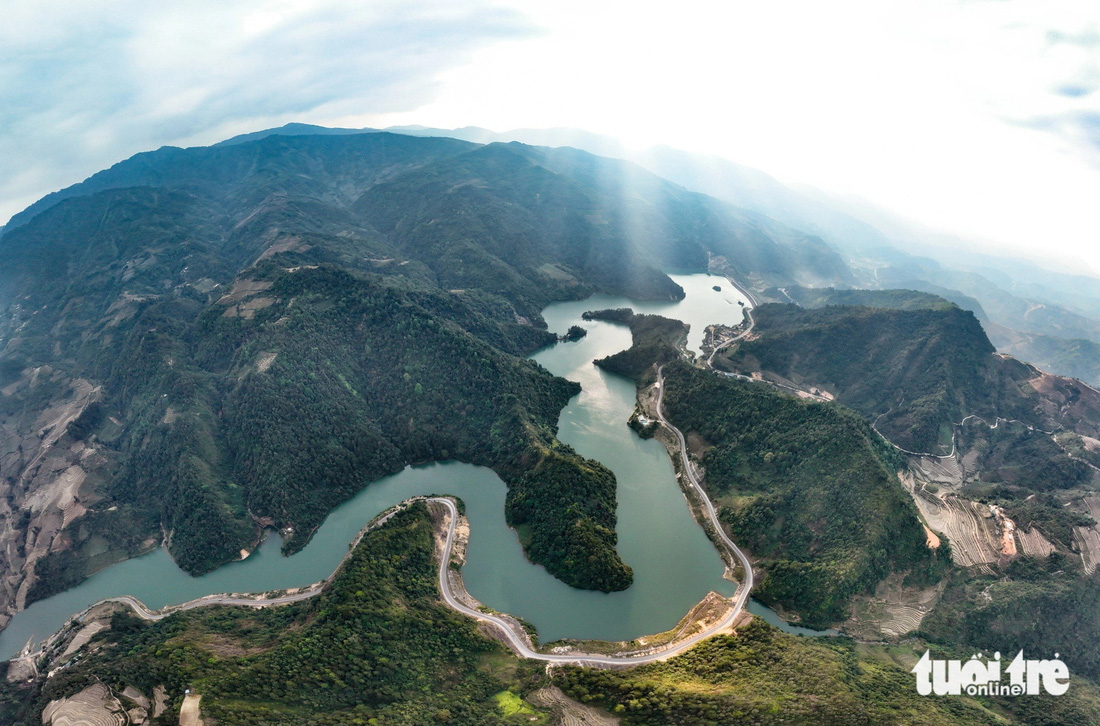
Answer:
(652, 366, 755, 624)
(707, 279, 756, 366)
(430, 491, 750, 666)
(429, 358, 754, 665)
(40, 284, 757, 667)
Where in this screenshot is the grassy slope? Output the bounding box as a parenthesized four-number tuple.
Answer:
(661, 361, 945, 627)
(556, 618, 1100, 726)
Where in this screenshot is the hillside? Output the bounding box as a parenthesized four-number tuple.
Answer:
(768, 286, 963, 313)
(661, 361, 945, 627)
(585, 308, 687, 383)
(0, 129, 861, 625)
(1, 504, 529, 725)
(578, 309, 944, 628)
(713, 301, 1100, 477)
(717, 302, 1003, 453)
(557, 618, 1100, 726)
(10, 503, 1098, 725)
(874, 257, 1100, 386)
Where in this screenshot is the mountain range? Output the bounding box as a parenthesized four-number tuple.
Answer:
(3, 124, 1100, 725)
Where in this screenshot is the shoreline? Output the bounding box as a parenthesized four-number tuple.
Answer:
(11, 491, 754, 679)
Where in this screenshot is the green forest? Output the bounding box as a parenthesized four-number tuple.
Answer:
(660, 361, 947, 627)
(921, 556, 1100, 685)
(715, 302, 1005, 453)
(585, 308, 687, 383)
(1, 131, 857, 603)
(556, 617, 1100, 726)
(24, 262, 633, 596)
(9, 505, 1100, 725)
(2, 504, 546, 725)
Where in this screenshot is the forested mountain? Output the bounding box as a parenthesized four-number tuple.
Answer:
(585, 308, 687, 383)
(4, 124, 1100, 722)
(0, 130, 860, 624)
(663, 361, 946, 627)
(383, 124, 1100, 388)
(711, 297, 1100, 666)
(871, 256, 1100, 386)
(715, 301, 1100, 454)
(582, 308, 945, 627)
(718, 302, 999, 452)
(768, 286, 963, 313)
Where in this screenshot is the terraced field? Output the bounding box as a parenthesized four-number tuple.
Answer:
(878, 584, 941, 639)
(1074, 496, 1100, 575)
(1016, 526, 1056, 559)
(846, 573, 943, 640)
(901, 473, 1002, 570)
(41, 683, 127, 726)
(909, 454, 965, 490)
(528, 686, 618, 726)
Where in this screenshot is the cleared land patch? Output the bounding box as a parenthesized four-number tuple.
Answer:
(901, 472, 1002, 569)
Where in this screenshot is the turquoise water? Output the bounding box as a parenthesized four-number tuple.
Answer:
(0, 273, 831, 661)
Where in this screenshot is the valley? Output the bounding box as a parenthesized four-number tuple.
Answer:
(2, 127, 1100, 725)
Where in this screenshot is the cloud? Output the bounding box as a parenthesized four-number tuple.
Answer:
(0, 0, 535, 223)
(1014, 111, 1100, 169)
(1047, 27, 1100, 48)
(1055, 84, 1096, 98)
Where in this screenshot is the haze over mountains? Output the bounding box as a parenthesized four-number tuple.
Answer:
(393, 124, 1100, 388)
(82, 121, 1100, 388)
(4, 124, 1100, 725)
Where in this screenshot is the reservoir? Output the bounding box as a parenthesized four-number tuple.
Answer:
(0, 273, 828, 661)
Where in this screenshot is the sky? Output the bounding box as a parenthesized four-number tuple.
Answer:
(2, 0, 1099, 273)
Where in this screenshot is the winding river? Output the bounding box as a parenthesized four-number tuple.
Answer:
(0, 273, 830, 662)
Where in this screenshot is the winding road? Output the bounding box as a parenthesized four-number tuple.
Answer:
(90, 375, 755, 668)
(430, 352, 756, 665)
(102, 590, 321, 622)
(654, 365, 755, 618)
(31, 276, 759, 669)
(706, 287, 756, 366)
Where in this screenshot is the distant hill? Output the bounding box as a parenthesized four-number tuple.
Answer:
(381, 124, 1100, 386)
(986, 324, 1100, 387)
(717, 303, 1000, 453)
(661, 360, 946, 628)
(768, 286, 961, 313)
(213, 122, 378, 146)
(717, 302, 1100, 454)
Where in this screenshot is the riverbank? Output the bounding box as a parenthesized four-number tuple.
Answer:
(1, 273, 758, 661)
(7, 497, 425, 680)
(428, 499, 752, 665)
(14, 493, 757, 681)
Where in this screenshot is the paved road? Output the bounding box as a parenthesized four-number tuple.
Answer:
(65, 280, 761, 667)
(653, 366, 755, 626)
(105, 588, 322, 621)
(707, 281, 756, 366)
(74, 468, 751, 668)
(430, 489, 751, 666)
